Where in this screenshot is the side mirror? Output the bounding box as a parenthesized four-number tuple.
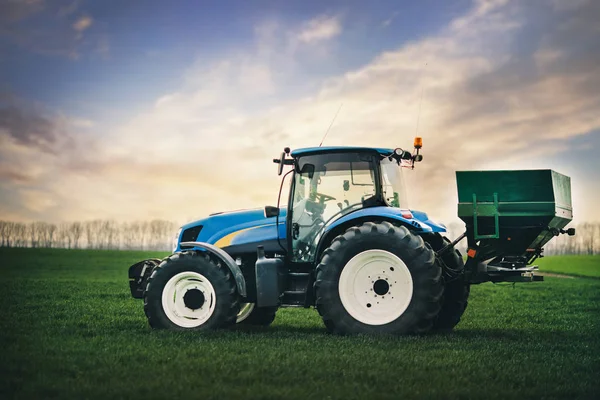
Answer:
(264, 206, 280, 218)
(413, 154, 423, 162)
(278, 152, 285, 175)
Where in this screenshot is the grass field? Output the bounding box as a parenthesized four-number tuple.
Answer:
(536, 255, 600, 278)
(1, 248, 599, 399)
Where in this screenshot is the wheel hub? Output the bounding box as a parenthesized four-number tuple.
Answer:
(373, 279, 390, 296)
(183, 288, 205, 310)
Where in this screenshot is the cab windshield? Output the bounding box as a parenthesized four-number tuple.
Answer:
(380, 157, 408, 208)
(290, 152, 377, 262)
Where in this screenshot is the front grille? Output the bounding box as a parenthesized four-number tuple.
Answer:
(180, 226, 203, 248)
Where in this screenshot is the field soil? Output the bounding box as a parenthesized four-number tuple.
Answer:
(1, 249, 599, 399)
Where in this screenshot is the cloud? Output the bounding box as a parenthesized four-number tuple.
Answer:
(0, 0, 100, 58)
(296, 15, 342, 43)
(0, 97, 64, 153)
(0, 95, 94, 210)
(382, 12, 399, 28)
(0, 0, 44, 22)
(72, 15, 92, 32)
(58, 0, 79, 17)
(1, 0, 599, 224)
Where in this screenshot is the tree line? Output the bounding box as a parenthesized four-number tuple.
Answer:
(0, 220, 177, 251)
(0, 219, 597, 254)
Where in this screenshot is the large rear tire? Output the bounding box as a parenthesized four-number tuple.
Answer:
(425, 234, 470, 332)
(314, 222, 443, 335)
(236, 303, 278, 326)
(143, 251, 239, 330)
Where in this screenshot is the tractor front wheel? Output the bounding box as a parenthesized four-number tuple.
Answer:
(143, 251, 239, 330)
(314, 222, 443, 335)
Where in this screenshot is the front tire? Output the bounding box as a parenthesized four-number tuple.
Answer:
(314, 222, 443, 335)
(143, 251, 239, 330)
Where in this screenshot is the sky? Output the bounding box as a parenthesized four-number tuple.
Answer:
(1, 0, 599, 227)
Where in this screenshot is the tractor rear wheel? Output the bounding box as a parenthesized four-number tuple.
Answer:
(314, 222, 443, 335)
(425, 234, 470, 332)
(143, 251, 239, 330)
(236, 303, 278, 326)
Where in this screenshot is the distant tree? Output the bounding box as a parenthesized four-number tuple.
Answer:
(70, 222, 83, 249)
(29, 222, 41, 248)
(104, 220, 120, 249)
(0, 221, 8, 247)
(580, 223, 599, 255)
(122, 222, 138, 250)
(84, 220, 100, 249)
(13, 223, 27, 247)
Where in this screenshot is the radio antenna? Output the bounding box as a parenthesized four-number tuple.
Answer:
(319, 103, 343, 147)
(415, 62, 428, 136)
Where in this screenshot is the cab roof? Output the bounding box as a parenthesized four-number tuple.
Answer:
(290, 146, 394, 157)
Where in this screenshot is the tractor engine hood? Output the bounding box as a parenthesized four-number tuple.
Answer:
(176, 208, 287, 252)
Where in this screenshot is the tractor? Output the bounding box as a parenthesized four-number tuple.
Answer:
(128, 138, 574, 334)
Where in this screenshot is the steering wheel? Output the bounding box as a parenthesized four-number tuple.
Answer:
(314, 192, 336, 203)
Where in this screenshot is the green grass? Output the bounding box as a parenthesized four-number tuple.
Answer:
(536, 255, 600, 278)
(1, 249, 599, 399)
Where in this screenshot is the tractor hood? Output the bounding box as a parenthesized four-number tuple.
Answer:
(176, 208, 287, 251)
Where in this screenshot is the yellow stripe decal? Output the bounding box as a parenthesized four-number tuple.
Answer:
(214, 224, 276, 248)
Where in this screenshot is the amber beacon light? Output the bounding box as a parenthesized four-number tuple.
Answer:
(414, 136, 423, 149)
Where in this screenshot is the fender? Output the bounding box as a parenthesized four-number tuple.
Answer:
(326, 207, 446, 234)
(316, 206, 447, 259)
(180, 241, 247, 297)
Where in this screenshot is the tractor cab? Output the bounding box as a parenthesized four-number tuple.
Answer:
(274, 146, 418, 263)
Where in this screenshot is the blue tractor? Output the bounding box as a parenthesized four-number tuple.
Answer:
(128, 139, 573, 334)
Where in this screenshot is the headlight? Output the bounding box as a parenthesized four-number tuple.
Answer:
(172, 227, 182, 252)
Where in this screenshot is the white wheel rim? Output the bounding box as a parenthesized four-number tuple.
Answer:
(161, 271, 216, 328)
(338, 249, 413, 325)
(236, 303, 255, 323)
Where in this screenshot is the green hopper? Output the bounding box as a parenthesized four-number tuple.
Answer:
(455, 169, 574, 283)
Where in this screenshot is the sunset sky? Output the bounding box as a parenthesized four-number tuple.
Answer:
(1, 0, 599, 227)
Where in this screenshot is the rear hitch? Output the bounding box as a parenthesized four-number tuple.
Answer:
(465, 253, 544, 284)
(436, 231, 466, 256)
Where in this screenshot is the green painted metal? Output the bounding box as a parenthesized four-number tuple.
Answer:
(472, 192, 500, 239)
(456, 169, 573, 257)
